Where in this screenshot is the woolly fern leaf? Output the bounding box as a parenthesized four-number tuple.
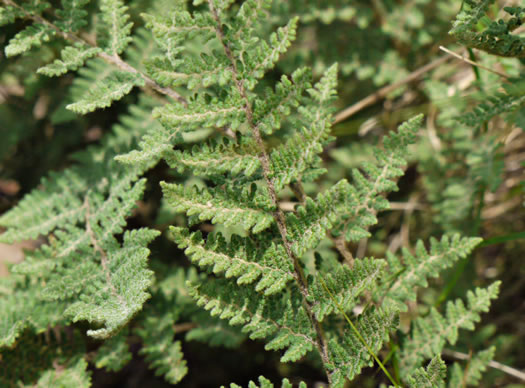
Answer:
(93, 329, 132, 372)
(399, 282, 501, 374)
(161, 183, 274, 232)
(448, 347, 495, 387)
(98, 0, 133, 55)
(270, 65, 336, 190)
(37, 44, 101, 77)
(309, 258, 385, 321)
(190, 280, 315, 363)
(165, 138, 261, 177)
(4, 23, 55, 57)
(378, 235, 482, 311)
(66, 71, 145, 114)
(228, 376, 306, 388)
(405, 355, 447, 388)
(170, 227, 294, 295)
(55, 0, 89, 32)
(328, 307, 398, 387)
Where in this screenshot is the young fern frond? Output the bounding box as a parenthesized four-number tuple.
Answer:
(405, 355, 447, 388)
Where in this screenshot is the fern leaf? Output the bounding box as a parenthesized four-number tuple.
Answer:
(228, 376, 306, 388)
(98, 0, 133, 55)
(170, 227, 294, 295)
(161, 183, 274, 233)
(287, 179, 354, 257)
(135, 311, 188, 384)
(448, 347, 495, 387)
(328, 307, 398, 386)
(37, 44, 101, 77)
(55, 0, 90, 32)
(336, 114, 422, 242)
(253, 67, 312, 135)
(165, 138, 261, 177)
(270, 65, 337, 190)
(309, 258, 385, 321)
(62, 227, 159, 339)
(378, 235, 482, 312)
(0, 5, 25, 27)
(5, 23, 55, 57)
(399, 282, 501, 374)
(154, 92, 246, 130)
(406, 355, 447, 388)
(66, 71, 145, 114)
(93, 329, 132, 372)
(190, 280, 315, 363)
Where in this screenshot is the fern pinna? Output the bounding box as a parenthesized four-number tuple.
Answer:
(0, 0, 501, 386)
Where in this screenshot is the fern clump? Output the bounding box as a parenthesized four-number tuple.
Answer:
(0, 0, 510, 386)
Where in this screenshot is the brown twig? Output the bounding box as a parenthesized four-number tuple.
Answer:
(333, 54, 452, 124)
(439, 46, 509, 79)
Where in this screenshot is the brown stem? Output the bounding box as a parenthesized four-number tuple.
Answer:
(207, 2, 332, 384)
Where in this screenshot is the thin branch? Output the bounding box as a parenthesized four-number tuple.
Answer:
(334, 54, 452, 124)
(442, 349, 525, 383)
(439, 46, 509, 79)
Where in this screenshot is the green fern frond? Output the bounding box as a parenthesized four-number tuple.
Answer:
(98, 0, 133, 55)
(399, 282, 501, 374)
(93, 329, 132, 372)
(165, 138, 261, 177)
(269, 65, 336, 190)
(37, 44, 101, 77)
(190, 279, 315, 363)
(4, 23, 55, 57)
(66, 71, 145, 114)
(328, 307, 399, 386)
(287, 179, 354, 257)
(335, 114, 422, 242)
(170, 227, 294, 295)
(448, 347, 495, 387)
(309, 258, 385, 321)
(161, 182, 274, 232)
(55, 0, 89, 32)
(378, 235, 482, 312)
(450, 1, 525, 57)
(135, 311, 188, 384)
(406, 355, 447, 388)
(228, 376, 306, 388)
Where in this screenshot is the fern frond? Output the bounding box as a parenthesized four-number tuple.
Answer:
(399, 282, 501, 374)
(4, 23, 55, 57)
(252, 67, 311, 136)
(378, 235, 482, 312)
(448, 347, 495, 387)
(93, 329, 132, 372)
(269, 64, 336, 190)
(98, 0, 133, 55)
(406, 355, 447, 388)
(170, 227, 294, 295)
(190, 279, 315, 363)
(450, 1, 525, 57)
(161, 182, 274, 233)
(309, 258, 385, 321)
(287, 179, 354, 257)
(228, 376, 306, 388)
(55, 0, 89, 32)
(66, 71, 145, 114)
(336, 115, 422, 242)
(328, 307, 398, 386)
(135, 310, 188, 384)
(37, 44, 101, 77)
(165, 138, 261, 177)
